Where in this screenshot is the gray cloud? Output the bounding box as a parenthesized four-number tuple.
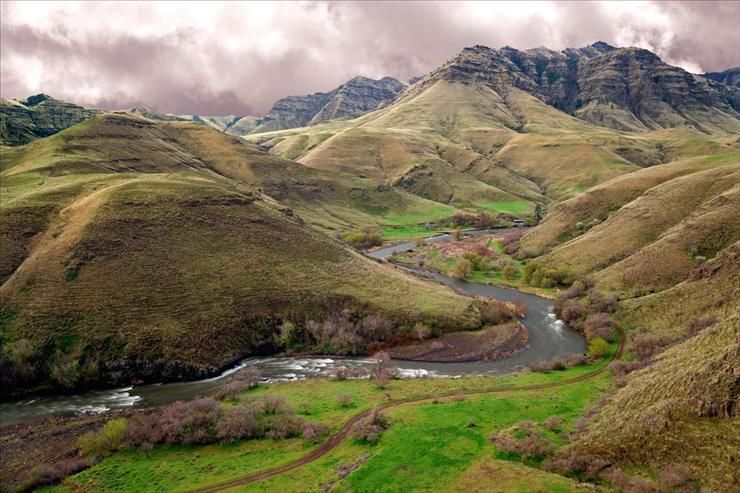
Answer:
(1, 1, 738, 116)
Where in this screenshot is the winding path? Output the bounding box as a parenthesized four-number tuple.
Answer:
(190, 231, 623, 492)
(191, 330, 622, 493)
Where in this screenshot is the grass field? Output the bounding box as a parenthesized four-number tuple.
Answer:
(481, 201, 532, 215)
(48, 355, 613, 493)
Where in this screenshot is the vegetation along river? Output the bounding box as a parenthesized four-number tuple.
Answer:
(0, 231, 585, 424)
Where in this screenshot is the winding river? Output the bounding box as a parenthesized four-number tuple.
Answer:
(0, 231, 585, 425)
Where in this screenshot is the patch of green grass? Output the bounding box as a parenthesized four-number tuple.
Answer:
(382, 205, 455, 226)
(57, 356, 614, 493)
(481, 201, 532, 215)
(381, 225, 447, 241)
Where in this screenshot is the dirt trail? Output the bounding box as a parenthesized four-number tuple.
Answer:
(191, 328, 624, 493)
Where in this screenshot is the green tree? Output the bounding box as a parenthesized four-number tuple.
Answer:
(534, 204, 543, 224)
(587, 337, 610, 360)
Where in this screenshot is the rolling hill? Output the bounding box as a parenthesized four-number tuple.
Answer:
(0, 113, 482, 397)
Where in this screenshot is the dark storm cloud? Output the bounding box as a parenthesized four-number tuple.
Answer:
(1, 1, 738, 116)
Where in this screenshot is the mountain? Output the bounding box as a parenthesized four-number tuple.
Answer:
(250, 76, 406, 133)
(0, 94, 102, 146)
(427, 42, 739, 132)
(247, 43, 739, 215)
(704, 67, 740, 88)
(0, 113, 483, 396)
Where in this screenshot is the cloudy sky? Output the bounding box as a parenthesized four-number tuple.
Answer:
(2, 1, 738, 116)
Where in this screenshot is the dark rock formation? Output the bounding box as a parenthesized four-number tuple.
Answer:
(251, 76, 406, 133)
(413, 42, 739, 132)
(0, 94, 102, 146)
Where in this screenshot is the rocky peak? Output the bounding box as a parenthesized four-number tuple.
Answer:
(23, 93, 52, 106)
(1, 95, 102, 146)
(251, 75, 406, 133)
(412, 42, 739, 132)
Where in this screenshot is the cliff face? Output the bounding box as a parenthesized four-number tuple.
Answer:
(415, 42, 739, 133)
(704, 67, 740, 88)
(0, 94, 102, 146)
(251, 76, 406, 133)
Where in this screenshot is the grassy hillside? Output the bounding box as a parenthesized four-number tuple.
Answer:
(0, 114, 482, 396)
(535, 163, 739, 293)
(571, 313, 739, 492)
(520, 138, 739, 255)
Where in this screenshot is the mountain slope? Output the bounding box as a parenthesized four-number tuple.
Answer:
(527, 154, 739, 293)
(569, 244, 740, 491)
(0, 94, 102, 146)
(0, 114, 483, 396)
(251, 76, 406, 133)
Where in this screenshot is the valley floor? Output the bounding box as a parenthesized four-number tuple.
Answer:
(38, 351, 616, 493)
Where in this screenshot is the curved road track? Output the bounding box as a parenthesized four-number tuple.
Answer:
(192, 329, 624, 493)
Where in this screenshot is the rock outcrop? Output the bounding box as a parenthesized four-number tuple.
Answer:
(410, 42, 739, 133)
(0, 94, 102, 146)
(251, 76, 406, 133)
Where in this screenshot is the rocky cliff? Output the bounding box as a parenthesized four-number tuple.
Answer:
(411, 42, 739, 133)
(251, 76, 405, 133)
(0, 94, 102, 146)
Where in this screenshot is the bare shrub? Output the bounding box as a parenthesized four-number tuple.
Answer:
(473, 243, 496, 258)
(302, 421, 330, 442)
(560, 300, 584, 325)
(566, 354, 588, 367)
(331, 365, 367, 380)
(216, 402, 261, 443)
(609, 360, 648, 377)
(658, 464, 698, 493)
(352, 409, 391, 442)
(480, 300, 515, 325)
(583, 313, 618, 342)
(685, 316, 718, 336)
(531, 358, 566, 372)
(451, 212, 497, 229)
(543, 416, 564, 432)
(499, 229, 524, 246)
(337, 393, 354, 407)
(215, 367, 260, 400)
(543, 450, 610, 480)
(370, 351, 398, 388)
(625, 476, 658, 493)
(630, 334, 671, 360)
(125, 397, 219, 446)
(490, 421, 555, 459)
(15, 457, 90, 493)
(512, 298, 526, 317)
(261, 394, 292, 415)
(264, 414, 304, 439)
(602, 466, 631, 490)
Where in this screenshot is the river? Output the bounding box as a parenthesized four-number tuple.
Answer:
(0, 230, 585, 425)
